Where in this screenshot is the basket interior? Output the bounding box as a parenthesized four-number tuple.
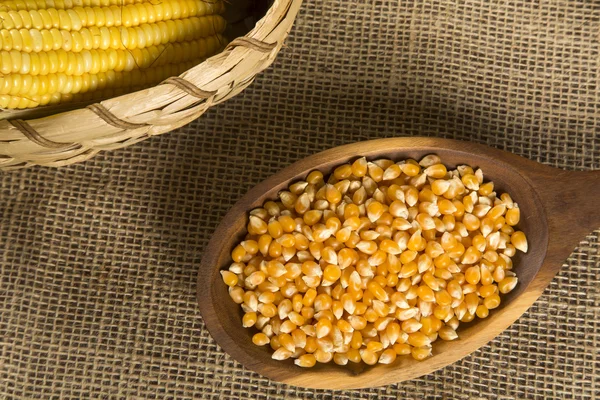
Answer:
(225, 0, 273, 39)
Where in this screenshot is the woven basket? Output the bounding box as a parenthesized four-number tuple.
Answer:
(0, 0, 302, 171)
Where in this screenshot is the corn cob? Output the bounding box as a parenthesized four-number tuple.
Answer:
(0, 0, 227, 109)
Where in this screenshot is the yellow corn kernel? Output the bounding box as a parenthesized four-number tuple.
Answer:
(294, 353, 316, 368)
(332, 164, 352, 180)
(498, 276, 518, 294)
(331, 353, 348, 366)
(242, 312, 257, 328)
(460, 312, 475, 322)
(252, 332, 270, 346)
(420, 316, 442, 335)
(315, 318, 332, 338)
(400, 318, 421, 334)
(415, 285, 434, 302)
(376, 348, 396, 364)
(345, 348, 360, 363)
(259, 303, 277, 318)
(365, 341, 383, 352)
(349, 331, 362, 349)
(483, 293, 501, 309)
(400, 162, 421, 177)
(301, 307, 315, 320)
(488, 204, 506, 220)
(438, 326, 458, 341)
(461, 174, 479, 190)
(464, 266, 480, 285)
(305, 170, 323, 186)
(314, 349, 332, 363)
(411, 346, 432, 361)
(304, 336, 318, 353)
(314, 294, 332, 312)
(475, 304, 489, 318)
(359, 349, 378, 365)
(391, 343, 410, 356)
(228, 286, 244, 304)
(267, 220, 283, 238)
(505, 207, 520, 226)
(424, 163, 447, 178)
(511, 231, 528, 253)
(220, 270, 238, 287)
(479, 284, 497, 298)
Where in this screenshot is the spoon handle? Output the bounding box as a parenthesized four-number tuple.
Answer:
(532, 169, 600, 238)
(526, 167, 599, 285)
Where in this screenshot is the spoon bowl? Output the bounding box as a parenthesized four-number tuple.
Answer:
(197, 137, 599, 389)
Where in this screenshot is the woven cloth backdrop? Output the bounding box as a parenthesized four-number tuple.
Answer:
(1, 0, 599, 399)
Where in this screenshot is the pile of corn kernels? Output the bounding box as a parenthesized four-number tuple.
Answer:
(221, 155, 527, 367)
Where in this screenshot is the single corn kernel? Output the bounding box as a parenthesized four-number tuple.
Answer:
(392, 343, 411, 356)
(294, 353, 316, 368)
(345, 348, 361, 363)
(316, 319, 332, 338)
(424, 164, 447, 179)
(483, 293, 501, 309)
(359, 349, 378, 365)
(260, 303, 277, 318)
(242, 312, 258, 328)
(401, 163, 421, 177)
(511, 231, 528, 253)
(367, 281, 389, 302)
(438, 326, 458, 341)
(465, 266, 481, 285)
(220, 270, 239, 287)
(476, 304, 489, 318)
(378, 348, 397, 364)
(505, 207, 520, 226)
(229, 286, 245, 304)
(498, 276, 518, 294)
(351, 157, 368, 177)
(253, 332, 271, 346)
(314, 349, 333, 363)
(417, 285, 435, 302)
(411, 346, 432, 361)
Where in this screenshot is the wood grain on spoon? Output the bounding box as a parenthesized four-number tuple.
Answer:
(197, 137, 600, 389)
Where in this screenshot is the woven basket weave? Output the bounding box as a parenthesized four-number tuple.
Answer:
(0, 0, 302, 171)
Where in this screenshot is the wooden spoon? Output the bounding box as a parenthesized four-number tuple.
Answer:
(196, 137, 599, 389)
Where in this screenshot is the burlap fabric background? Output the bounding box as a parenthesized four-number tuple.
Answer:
(1, 0, 599, 398)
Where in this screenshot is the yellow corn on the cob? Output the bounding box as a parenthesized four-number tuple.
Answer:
(0, 0, 225, 30)
(0, 0, 227, 110)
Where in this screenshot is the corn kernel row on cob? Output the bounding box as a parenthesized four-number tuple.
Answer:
(0, 15, 226, 53)
(0, 34, 225, 75)
(0, 0, 147, 12)
(0, 58, 202, 97)
(0, 0, 225, 30)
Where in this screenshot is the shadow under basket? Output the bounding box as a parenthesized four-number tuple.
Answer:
(0, 0, 303, 170)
